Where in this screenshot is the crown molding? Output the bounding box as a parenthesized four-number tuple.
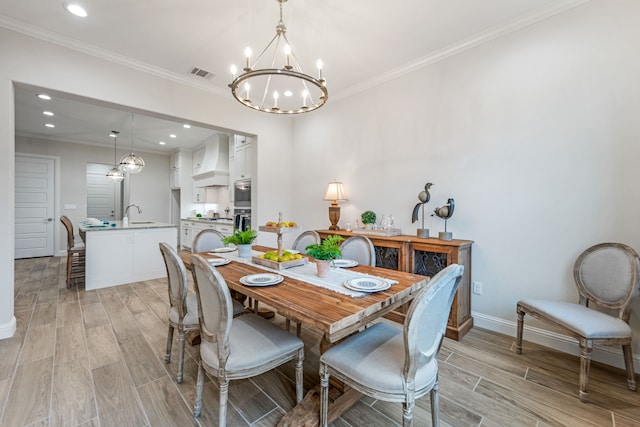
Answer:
(332, 0, 592, 102)
(0, 15, 229, 99)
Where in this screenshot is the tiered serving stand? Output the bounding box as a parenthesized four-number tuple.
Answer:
(252, 213, 308, 270)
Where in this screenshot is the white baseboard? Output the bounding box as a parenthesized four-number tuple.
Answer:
(0, 316, 16, 340)
(472, 311, 640, 373)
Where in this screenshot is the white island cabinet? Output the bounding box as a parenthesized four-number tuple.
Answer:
(79, 221, 177, 290)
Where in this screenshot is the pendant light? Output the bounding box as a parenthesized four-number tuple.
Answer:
(106, 131, 125, 182)
(119, 113, 145, 174)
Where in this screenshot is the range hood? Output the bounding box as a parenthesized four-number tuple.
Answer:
(193, 134, 230, 187)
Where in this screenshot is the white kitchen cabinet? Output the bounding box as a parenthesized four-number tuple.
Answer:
(192, 147, 205, 174)
(170, 152, 182, 170)
(170, 169, 181, 189)
(180, 220, 192, 249)
(234, 136, 252, 180)
(216, 223, 233, 237)
(170, 151, 185, 189)
(193, 184, 206, 203)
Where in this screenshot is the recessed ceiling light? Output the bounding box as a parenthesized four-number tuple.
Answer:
(159, 141, 166, 145)
(109, 133, 117, 138)
(45, 123, 55, 128)
(183, 124, 191, 129)
(169, 134, 176, 138)
(64, 3, 88, 18)
(37, 94, 52, 100)
(43, 111, 54, 117)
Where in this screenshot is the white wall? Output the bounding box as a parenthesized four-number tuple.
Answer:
(291, 0, 640, 365)
(0, 27, 294, 339)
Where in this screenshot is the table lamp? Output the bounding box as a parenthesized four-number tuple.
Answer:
(323, 180, 348, 230)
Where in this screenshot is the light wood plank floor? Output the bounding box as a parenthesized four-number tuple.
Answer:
(1, 256, 639, 426)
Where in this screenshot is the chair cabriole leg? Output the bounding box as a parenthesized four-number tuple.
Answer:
(295, 349, 304, 403)
(622, 344, 637, 391)
(165, 325, 174, 363)
(177, 329, 185, 383)
(516, 306, 524, 354)
(579, 338, 592, 402)
(319, 363, 329, 427)
(219, 377, 229, 427)
(430, 377, 440, 427)
(194, 360, 204, 417)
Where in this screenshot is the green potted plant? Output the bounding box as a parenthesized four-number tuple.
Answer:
(305, 234, 345, 277)
(223, 228, 258, 258)
(361, 210, 377, 229)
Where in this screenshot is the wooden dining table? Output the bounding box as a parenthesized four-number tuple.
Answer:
(179, 245, 433, 425)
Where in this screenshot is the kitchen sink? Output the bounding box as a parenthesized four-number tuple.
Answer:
(131, 221, 155, 224)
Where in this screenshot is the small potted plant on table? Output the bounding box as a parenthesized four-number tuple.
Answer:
(223, 228, 258, 258)
(361, 210, 377, 230)
(305, 235, 344, 277)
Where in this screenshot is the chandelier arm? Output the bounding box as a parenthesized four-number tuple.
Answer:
(252, 33, 280, 69)
(259, 73, 274, 110)
(281, 33, 304, 73)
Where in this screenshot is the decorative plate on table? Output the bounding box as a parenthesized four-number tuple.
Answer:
(207, 258, 231, 267)
(344, 277, 390, 292)
(333, 259, 358, 268)
(240, 273, 284, 287)
(210, 245, 237, 253)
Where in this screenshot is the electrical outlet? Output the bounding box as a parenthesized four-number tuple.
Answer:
(472, 281, 483, 295)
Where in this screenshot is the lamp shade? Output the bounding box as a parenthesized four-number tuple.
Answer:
(323, 180, 347, 202)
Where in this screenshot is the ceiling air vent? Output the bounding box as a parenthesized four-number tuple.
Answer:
(189, 67, 214, 79)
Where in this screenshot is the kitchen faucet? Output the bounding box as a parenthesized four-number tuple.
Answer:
(125, 204, 142, 217)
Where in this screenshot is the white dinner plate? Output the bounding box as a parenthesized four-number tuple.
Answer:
(207, 258, 231, 267)
(210, 245, 237, 253)
(333, 259, 358, 268)
(240, 273, 284, 287)
(344, 277, 390, 292)
(285, 249, 300, 255)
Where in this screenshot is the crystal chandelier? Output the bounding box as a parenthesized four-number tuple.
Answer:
(106, 131, 125, 182)
(119, 113, 145, 174)
(229, 0, 327, 114)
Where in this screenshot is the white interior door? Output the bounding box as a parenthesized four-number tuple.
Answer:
(15, 156, 55, 259)
(87, 163, 122, 220)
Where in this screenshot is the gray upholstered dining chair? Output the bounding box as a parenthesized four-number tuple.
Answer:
(190, 254, 304, 427)
(192, 228, 225, 252)
(517, 242, 640, 402)
(159, 242, 244, 383)
(60, 215, 85, 288)
(292, 230, 320, 254)
(340, 235, 376, 266)
(319, 264, 464, 427)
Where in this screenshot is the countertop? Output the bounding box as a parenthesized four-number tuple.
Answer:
(79, 220, 177, 232)
(181, 217, 234, 225)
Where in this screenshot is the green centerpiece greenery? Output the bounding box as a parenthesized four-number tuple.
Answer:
(305, 235, 344, 261)
(361, 210, 377, 225)
(222, 228, 258, 245)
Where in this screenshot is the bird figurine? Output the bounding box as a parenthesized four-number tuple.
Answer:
(411, 182, 433, 226)
(433, 198, 455, 220)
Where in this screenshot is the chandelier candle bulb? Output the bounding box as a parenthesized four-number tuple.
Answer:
(284, 44, 292, 69)
(244, 47, 252, 70)
(302, 90, 308, 107)
(230, 64, 237, 79)
(273, 91, 279, 110)
(244, 82, 250, 101)
(317, 59, 323, 80)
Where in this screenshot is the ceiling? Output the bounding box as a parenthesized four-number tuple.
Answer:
(2, 0, 587, 153)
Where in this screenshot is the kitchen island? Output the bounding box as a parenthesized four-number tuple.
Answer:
(79, 220, 177, 290)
